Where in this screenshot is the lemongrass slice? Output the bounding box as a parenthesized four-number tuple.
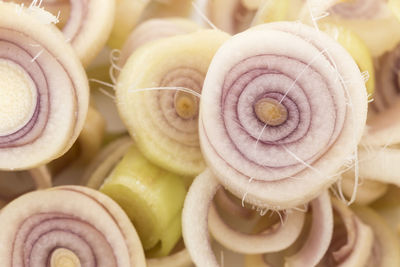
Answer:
(207, 0, 259, 34)
(116, 30, 229, 176)
(245, 191, 333, 267)
(330, 0, 387, 19)
(251, 0, 299, 25)
(361, 101, 400, 147)
(77, 105, 106, 162)
(147, 244, 193, 267)
(100, 144, 187, 257)
(352, 147, 400, 187)
(318, 198, 373, 267)
(118, 18, 201, 67)
(372, 44, 400, 112)
(320, 23, 375, 97)
(82, 136, 133, 187)
(48, 105, 105, 176)
(208, 204, 305, 254)
(0, 2, 89, 170)
(200, 21, 367, 209)
(352, 205, 400, 267)
(323, 0, 400, 57)
(140, 0, 193, 21)
(340, 173, 388, 205)
(0, 165, 51, 208)
(9, 0, 71, 27)
(371, 186, 400, 234)
(182, 169, 333, 267)
(0, 185, 146, 266)
(12, 0, 116, 66)
(389, 0, 400, 21)
(107, 0, 150, 49)
(214, 188, 256, 219)
(84, 135, 192, 267)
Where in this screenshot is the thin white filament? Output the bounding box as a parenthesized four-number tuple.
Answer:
(191, 1, 218, 30)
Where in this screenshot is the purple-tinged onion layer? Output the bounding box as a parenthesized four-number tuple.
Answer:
(200, 21, 367, 209)
(0, 2, 89, 170)
(0, 185, 146, 267)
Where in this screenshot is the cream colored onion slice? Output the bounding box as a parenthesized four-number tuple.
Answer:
(0, 2, 89, 170)
(200, 21, 367, 209)
(0, 185, 146, 267)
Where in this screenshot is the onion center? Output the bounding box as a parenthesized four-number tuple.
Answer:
(254, 97, 287, 126)
(50, 248, 81, 267)
(174, 91, 199, 119)
(0, 59, 36, 136)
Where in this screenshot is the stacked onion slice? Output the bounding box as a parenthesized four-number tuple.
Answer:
(116, 30, 229, 176)
(0, 186, 146, 267)
(0, 2, 89, 170)
(199, 22, 367, 209)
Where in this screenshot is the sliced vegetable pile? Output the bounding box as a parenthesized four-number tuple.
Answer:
(0, 0, 399, 266)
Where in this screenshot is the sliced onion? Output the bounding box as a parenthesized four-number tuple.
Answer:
(200, 21, 367, 209)
(0, 185, 146, 266)
(0, 2, 89, 170)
